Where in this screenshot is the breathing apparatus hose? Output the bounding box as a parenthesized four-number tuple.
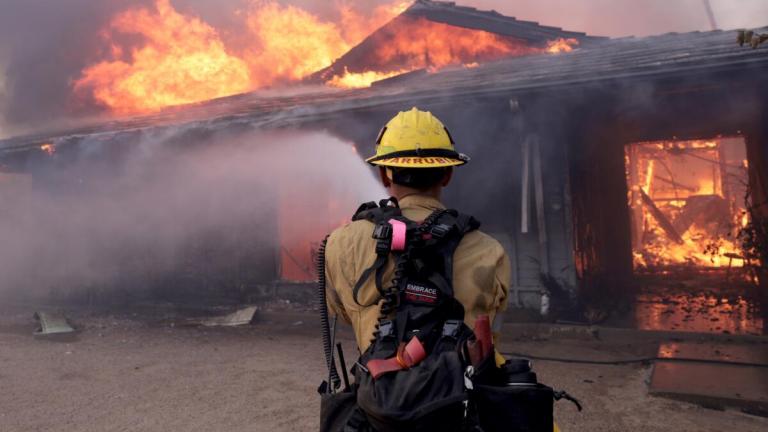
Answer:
(370, 250, 409, 345)
(369, 210, 446, 345)
(317, 236, 341, 392)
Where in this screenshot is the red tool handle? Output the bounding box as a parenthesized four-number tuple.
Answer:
(474, 314, 493, 360)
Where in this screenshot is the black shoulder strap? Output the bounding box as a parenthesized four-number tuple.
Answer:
(350, 198, 403, 306)
(416, 209, 481, 299)
(351, 197, 400, 222)
(351, 201, 377, 221)
(352, 254, 388, 306)
(445, 213, 478, 297)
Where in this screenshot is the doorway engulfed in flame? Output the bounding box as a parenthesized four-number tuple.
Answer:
(625, 137, 750, 270)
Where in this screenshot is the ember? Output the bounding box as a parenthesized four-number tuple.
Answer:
(325, 68, 411, 89)
(546, 37, 579, 53)
(625, 137, 750, 270)
(40, 143, 55, 155)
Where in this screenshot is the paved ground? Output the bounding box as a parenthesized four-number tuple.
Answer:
(0, 306, 766, 432)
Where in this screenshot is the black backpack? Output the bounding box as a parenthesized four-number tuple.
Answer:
(318, 198, 580, 432)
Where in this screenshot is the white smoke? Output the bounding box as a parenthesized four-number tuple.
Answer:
(0, 129, 384, 301)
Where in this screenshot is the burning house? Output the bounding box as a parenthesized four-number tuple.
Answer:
(0, 0, 766, 333)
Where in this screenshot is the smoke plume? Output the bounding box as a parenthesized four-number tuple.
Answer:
(0, 129, 383, 302)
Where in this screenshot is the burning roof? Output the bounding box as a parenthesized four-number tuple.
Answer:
(70, 0, 601, 113)
(312, 0, 604, 87)
(1, 20, 767, 166)
(71, 0, 413, 115)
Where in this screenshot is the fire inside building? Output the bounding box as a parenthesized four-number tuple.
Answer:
(0, 0, 766, 336)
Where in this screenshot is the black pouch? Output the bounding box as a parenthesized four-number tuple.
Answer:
(355, 350, 468, 432)
(320, 389, 360, 432)
(470, 358, 553, 432)
(473, 382, 554, 432)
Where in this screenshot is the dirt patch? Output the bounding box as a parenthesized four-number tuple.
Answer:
(0, 308, 765, 432)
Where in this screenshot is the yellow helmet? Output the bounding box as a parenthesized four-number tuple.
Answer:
(366, 107, 470, 168)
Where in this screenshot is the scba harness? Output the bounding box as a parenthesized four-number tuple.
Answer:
(318, 198, 580, 432)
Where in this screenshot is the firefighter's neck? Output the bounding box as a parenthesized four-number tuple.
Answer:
(388, 184, 442, 202)
(378, 167, 447, 201)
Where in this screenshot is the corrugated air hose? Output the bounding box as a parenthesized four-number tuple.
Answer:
(317, 236, 341, 393)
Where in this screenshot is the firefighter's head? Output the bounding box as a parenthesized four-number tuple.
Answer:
(366, 107, 469, 195)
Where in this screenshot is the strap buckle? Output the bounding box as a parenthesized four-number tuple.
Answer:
(373, 223, 393, 255)
(430, 223, 452, 239)
(442, 319, 462, 338)
(372, 223, 392, 240)
(378, 320, 395, 338)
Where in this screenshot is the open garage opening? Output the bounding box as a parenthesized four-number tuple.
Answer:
(623, 136, 764, 335)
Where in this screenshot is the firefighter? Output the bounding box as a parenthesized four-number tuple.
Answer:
(324, 107, 511, 361)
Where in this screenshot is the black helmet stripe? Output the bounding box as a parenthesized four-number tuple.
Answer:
(443, 127, 456, 145)
(366, 148, 463, 162)
(375, 127, 387, 145)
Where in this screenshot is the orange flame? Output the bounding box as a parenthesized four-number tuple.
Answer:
(338, 1, 413, 46)
(240, 1, 411, 88)
(325, 19, 582, 88)
(633, 227, 745, 269)
(326, 68, 411, 89)
(546, 38, 579, 53)
(627, 138, 750, 269)
(241, 2, 349, 86)
(323, 17, 537, 87)
(75, 1, 581, 109)
(40, 143, 55, 156)
(75, 0, 408, 113)
(74, 0, 252, 114)
(375, 17, 535, 71)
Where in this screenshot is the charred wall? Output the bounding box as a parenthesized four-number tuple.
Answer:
(744, 83, 768, 290)
(567, 89, 634, 313)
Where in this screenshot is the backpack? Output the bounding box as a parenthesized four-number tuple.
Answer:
(318, 198, 580, 432)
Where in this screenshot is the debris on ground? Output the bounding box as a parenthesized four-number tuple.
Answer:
(33, 311, 75, 337)
(649, 341, 768, 413)
(198, 306, 257, 327)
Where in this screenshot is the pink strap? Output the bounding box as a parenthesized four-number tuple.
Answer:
(389, 219, 407, 251)
(366, 337, 427, 380)
(401, 336, 426, 365)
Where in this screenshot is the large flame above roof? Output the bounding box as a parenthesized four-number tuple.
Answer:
(321, 16, 578, 88)
(73, 0, 587, 115)
(74, 0, 409, 114)
(73, 0, 252, 114)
